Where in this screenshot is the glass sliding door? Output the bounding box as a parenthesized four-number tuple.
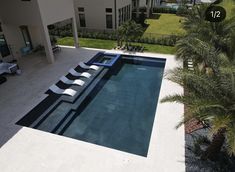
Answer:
(20, 26, 33, 50)
(106, 15, 113, 29)
(79, 14, 86, 27)
(0, 34, 10, 58)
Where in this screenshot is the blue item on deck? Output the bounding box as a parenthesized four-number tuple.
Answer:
(20, 46, 31, 56)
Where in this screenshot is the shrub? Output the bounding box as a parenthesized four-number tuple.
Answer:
(166, 0, 177, 3)
(152, 7, 177, 14)
(49, 22, 182, 46)
(176, 6, 189, 16)
(142, 35, 182, 46)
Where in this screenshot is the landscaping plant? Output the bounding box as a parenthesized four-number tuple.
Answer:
(161, 2, 235, 170)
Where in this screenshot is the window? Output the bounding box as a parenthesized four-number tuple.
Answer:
(118, 9, 122, 26)
(118, 5, 131, 26)
(20, 26, 33, 50)
(0, 34, 10, 57)
(79, 14, 86, 27)
(48, 24, 55, 30)
(106, 8, 112, 13)
(78, 7, 86, 27)
(106, 15, 113, 29)
(124, 6, 127, 21)
(122, 8, 124, 23)
(128, 5, 131, 19)
(78, 7, 84, 12)
(0, 23, 2, 32)
(133, 0, 137, 8)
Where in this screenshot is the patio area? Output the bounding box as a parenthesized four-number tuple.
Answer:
(0, 47, 99, 145)
(0, 47, 185, 172)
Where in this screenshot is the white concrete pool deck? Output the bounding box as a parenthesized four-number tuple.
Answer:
(0, 46, 185, 172)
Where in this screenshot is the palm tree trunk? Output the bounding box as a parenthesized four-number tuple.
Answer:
(202, 128, 226, 161)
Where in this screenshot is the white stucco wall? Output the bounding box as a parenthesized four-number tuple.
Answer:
(0, 0, 41, 26)
(116, 0, 132, 11)
(1, 24, 44, 56)
(1, 24, 24, 59)
(74, 0, 132, 31)
(116, 0, 132, 27)
(28, 26, 44, 47)
(74, 0, 115, 30)
(36, 0, 77, 63)
(136, 0, 160, 8)
(0, 23, 46, 60)
(138, 0, 147, 7)
(37, 0, 75, 25)
(0, 0, 76, 62)
(0, 0, 43, 59)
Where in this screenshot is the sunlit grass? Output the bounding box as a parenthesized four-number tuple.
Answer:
(221, 0, 235, 18)
(143, 14, 185, 38)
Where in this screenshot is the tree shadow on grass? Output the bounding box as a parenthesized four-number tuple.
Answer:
(141, 13, 162, 35)
(148, 13, 161, 20)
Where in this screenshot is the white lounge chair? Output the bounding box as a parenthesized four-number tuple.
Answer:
(79, 62, 99, 70)
(49, 84, 77, 96)
(60, 76, 85, 86)
(68, 68, 91, 78)
(187, 59, 194, 71)
(0, 62, 18, 75)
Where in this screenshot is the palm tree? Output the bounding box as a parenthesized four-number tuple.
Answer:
(176, 4, 235, 72)
(117, 20, 143, 46)
(161, 3, 235, 160)
(161, 61, 235, 159)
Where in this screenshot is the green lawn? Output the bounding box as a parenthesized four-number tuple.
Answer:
(143, 14, 185, 38)
(58, 37, 176, 54)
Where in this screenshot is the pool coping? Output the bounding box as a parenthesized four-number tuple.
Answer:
(18, 54, 166, 156)
(87, 52, 122, 67)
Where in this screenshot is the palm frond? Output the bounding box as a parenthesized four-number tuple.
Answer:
(225, 124, 235, 156)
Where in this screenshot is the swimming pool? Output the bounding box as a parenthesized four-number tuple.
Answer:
(17, 54, 165, 157)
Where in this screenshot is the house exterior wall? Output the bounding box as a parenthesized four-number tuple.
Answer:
(74, 0, 115, 31)
(0, 0, 43, 60)
(37, 0, 78, 63)
(28, 25, 44, 47)
(116, 0, 132, 27)
(1, 24, 25, 60)
(0, 0, 77, 63)
(138, 0, 147, 7)
(0, 1, 43, 60)
(0, 0, 41, 26)
(37, 0, 76, 25)
(133, 0, 160, 9)
(74, 0, 132, 31)
(0, 0, 75, 29)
